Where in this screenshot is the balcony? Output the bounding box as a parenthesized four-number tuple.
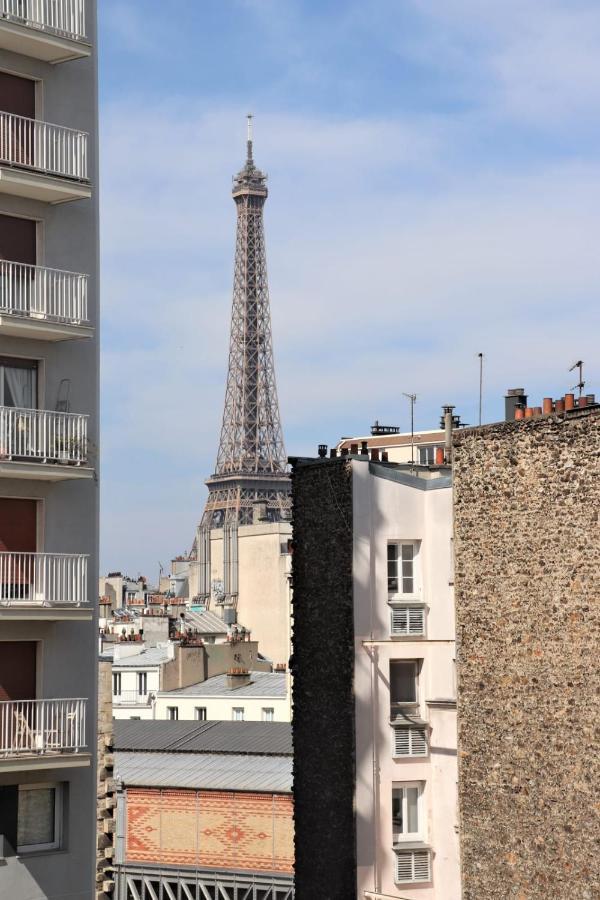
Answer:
(0, 698, 89, 771)
(0, 406, 94, 480)
(0, 112, 90, 202)
(113, 691, 153, 707)
(0, 260, 92, 340)
(0, 0, 90, 63)
(0, 551, 90, 620)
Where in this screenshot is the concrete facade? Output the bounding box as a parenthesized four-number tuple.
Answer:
(453, 408, 600, 900)
(291, 455, 460, 900)
(0, 4, 99, 899)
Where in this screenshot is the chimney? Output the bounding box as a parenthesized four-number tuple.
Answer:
(226, 667, 251, 690)
(442, 405, 455, 464)
(360, 441, 369, 456)
(329, 448, 338, 458)
(370, 447, 380, 461)
(318, 444, 327, 458)
(350, 443, 359, 455)
(381, 450, 389, 462)
(505, 388, 527, 422)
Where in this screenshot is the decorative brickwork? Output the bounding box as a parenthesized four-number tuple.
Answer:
(453, 410, 600, 899)
(126, 788, 294, 874)
(290, 458, 357, 900)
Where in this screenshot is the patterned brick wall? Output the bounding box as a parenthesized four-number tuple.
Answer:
(126, 788, 294, 874)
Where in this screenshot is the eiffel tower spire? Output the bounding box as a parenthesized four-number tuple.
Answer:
(202, 117, 290, 528)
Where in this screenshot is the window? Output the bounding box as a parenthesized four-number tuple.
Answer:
(418, 446, 435, 465)
(167, 706, 178, 721)
(387, 543, 417, 595)
(392, 783, 422, 842)
(262, 707, 274, 722)
(0, 357, 37, 409)
(17, 784, 62, 853)
(195, 707, 207, 721)
(389, 660, 419, 717)
(137, 672, 147, 696)
(232, 707, 244, 722)
(112, 672, 121, 697)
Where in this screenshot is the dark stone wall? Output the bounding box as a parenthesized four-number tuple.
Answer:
(290, 458, 357, 900)
(453, 410, 600, 900)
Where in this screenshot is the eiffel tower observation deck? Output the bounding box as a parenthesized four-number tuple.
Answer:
(203, 117, 291, 528)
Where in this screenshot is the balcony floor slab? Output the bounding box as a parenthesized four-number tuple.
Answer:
(0, 314, 93, 341)
(0, 20, 91, 63)
(0, 461, 94, 481)
(0, 751, 91, 774)
(0, 167, 91, 204)
(0, 606, 93, 621)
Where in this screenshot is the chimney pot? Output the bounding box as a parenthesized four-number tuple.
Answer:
(341, 447, 349, 456)
(586, 393, 595, 405)
(524, 407, 534, 418)
(578, 395, 588, 408)
(435, 447, 445, 465)
(370, 447, 380, 461)
(329, 448, 338, 458)
(565, 393, 575, 410)
(533, 406, 542, 417)
(514, 407, 525, 420)
(542, 397, 553, 415)
(318, 444, 327, 458)
(555, 397, 565, 413)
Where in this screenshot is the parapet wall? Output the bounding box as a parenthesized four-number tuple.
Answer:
(453, 409, 600, 899)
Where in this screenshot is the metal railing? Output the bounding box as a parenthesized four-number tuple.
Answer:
(0, 552, 88, 607)
(0, 0, 87, 41)
(113, 691, 153, 706)
(0, 698, 86, 755)
(0, 260, 88, 324)
(0, 111, 88, 180)
(0, 406, 88, 464)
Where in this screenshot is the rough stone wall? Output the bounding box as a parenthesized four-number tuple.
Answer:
(290, 458, 357, 900)
(453, 409, 600, 900)
(97, 660, 116, 899)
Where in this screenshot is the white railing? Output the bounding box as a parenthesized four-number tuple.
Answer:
(113, 691, 152, 706)
(0, 111, 88, 180)
(0, 0, 87, 41)
(0, 552, 88, 607)
(0, 407, 88, 463)
(0, 698, 86, 756)
(0, 260, 88, 324)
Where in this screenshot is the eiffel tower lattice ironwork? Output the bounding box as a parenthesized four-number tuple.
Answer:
(202, 117, 291, 528)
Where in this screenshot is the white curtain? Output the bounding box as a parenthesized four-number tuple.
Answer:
(4, 366, 34, 409)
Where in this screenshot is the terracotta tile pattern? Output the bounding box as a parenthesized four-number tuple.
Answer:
(126, 788, 294, 874)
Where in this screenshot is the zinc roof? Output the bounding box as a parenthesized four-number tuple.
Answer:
(115, 750, 292, 793)
(158, 671, 287, 699)
(114, 719, 293, 756)
(109, 646, 172, 668)
(179, 608, 228, 634)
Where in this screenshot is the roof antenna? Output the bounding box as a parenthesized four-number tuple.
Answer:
(569, 360, 584, 398)
(246, 113, 253, 164)
(478, 352, 484, 426)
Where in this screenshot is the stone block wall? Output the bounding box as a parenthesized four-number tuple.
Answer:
(453, 409, 600, 899)
(290, 458, 357, 900)
(97, 660, 116, 899)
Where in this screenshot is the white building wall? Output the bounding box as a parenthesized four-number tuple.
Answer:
(153, 692, 289, 722)
(352, 463, 460, 900)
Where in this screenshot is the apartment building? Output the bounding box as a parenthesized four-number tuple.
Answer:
(337, 424, 446, 466)
(453, 396, 600, 899)
(0, 3, 99, 898)
(290, 449, 460, 900)
(113, 719, 295, 900)
(154, 669, 289, 723)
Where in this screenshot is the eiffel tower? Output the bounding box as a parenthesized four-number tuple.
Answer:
(202, 117, 291, 529)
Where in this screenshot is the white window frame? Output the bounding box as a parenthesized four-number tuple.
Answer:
(137, 672, 147, 696)
(262, 707, 274, 722)
(389, 659, 420, 717)
(112, 672, 121, 697)
(232, 707, 244, 722)
(166, 706, 178, 721)
(17, 782, 62, 854)
(194, 707, 207, 721)
(387, 541, 420, 598)
(392, 781, 424, 844)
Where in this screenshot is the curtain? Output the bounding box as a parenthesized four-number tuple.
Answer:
(4, 366, 34, 409)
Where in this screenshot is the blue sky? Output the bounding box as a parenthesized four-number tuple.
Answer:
(99, 0, 600, 577)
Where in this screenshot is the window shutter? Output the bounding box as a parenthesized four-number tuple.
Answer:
(395, 849, 431, 883)
(391, 607, 425, 636)
(393, 727, 428, 757)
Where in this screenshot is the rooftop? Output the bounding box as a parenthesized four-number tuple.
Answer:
(179, 608, 228, 634)
(115, 750, 292, 793)
(114, 719, 293, 756)
(100, 644, 172, 667)
(158, 670, 287, 699)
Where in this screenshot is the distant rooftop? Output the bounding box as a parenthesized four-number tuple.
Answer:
(101, 645, 172, 667)
(114, 719, 293, 756)
(115, 750, 292, 793)
(158, 670, 287, 699)
(179, 608, 228, 634)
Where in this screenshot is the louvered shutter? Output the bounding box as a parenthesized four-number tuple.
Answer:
(395, 849, 431, 883)
(391, 607, 408, 635)
(408, 607, 425, 635)
(393, 727, 428, 757)
(391, 606, 425, 637)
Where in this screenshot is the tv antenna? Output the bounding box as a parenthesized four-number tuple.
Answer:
(402, 393, 417, 466)
(569, 360, 584, 398)
(478, 352, 484, 426)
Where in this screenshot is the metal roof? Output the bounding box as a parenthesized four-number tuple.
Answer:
(157, 671, 287, 699)
(115, 750, 292, 793)
(179, 608, 228, 634)
(110, 646, 173, 668)
(114, 719, 293, 756)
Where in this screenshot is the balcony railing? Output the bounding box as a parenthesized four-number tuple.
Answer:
(113, 691, 153, 706)
(0, 552, 88, 607)
(0, 0, 87, 42)
(0, 698, 86, 756)
(0, 260, 88, 324)
(0, 111, 88, 180)
(0, 407, 88, 464)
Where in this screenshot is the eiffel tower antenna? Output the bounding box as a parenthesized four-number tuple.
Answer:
(202, 117, 290, 528)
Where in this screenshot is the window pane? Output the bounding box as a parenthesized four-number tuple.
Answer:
(402, 544, 414, 593)
(392, 789, 403, 835)
(18, 787, 55, 848)
(388, 544, 398, 592)
(4, 366, 35, 409)
(406, 787, 419, 833)
(390, 661, 416, 704)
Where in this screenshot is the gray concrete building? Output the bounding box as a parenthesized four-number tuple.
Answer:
(0, 3, 99, 898)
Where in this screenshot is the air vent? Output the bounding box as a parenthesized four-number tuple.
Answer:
(390, 606, 425, 636)
(395, 849, 431, 884)
(393, 726, 428, 757)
